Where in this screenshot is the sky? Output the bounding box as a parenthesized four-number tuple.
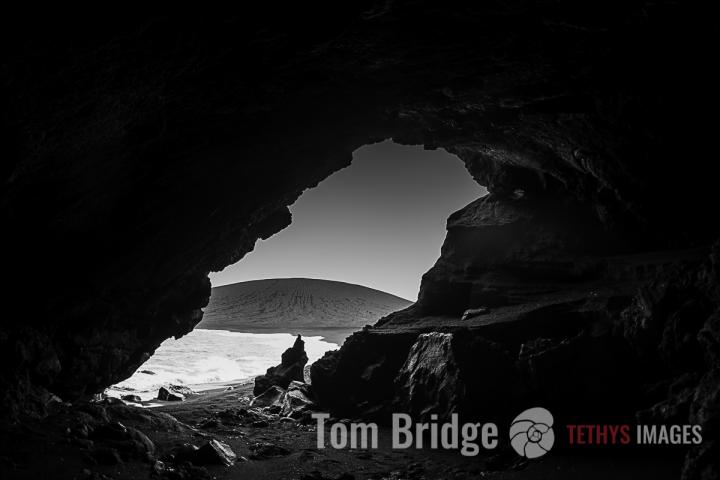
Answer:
(209, 140, 486, 300)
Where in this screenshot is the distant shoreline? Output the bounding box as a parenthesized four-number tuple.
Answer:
(110, 327, 357, 403)
(196, 325, 360, 347)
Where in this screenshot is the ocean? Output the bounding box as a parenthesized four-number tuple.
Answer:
(108, 329, 342, 400)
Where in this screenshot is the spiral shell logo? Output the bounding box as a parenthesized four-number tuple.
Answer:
(509, 407, 555, 458)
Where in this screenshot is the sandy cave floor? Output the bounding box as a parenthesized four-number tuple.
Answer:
(0, 382, 684, 480)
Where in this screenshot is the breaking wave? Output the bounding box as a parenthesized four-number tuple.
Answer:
(108, 329, 338, 400)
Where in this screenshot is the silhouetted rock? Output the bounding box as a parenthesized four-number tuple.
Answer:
(120, 394, 142, 404)
(280, 381, 316, 418)
(158, 385, 195, 402)
(254, 335, 308, 396)
(311, 330, 420, 417)
(395, 332, 522, 422)
(394, 333, 463, 420)
(288, 380, 312, 394)
(250, 385, 285, 408)
(157, 387, 184, 402)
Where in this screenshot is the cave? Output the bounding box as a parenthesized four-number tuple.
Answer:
(1, 4, 717, 480)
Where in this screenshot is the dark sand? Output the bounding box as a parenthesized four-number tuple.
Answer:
(154, 385, 682, 480)
(0, 383, 683, 480)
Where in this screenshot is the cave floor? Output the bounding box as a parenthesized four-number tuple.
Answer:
(0, 384, 681, 480)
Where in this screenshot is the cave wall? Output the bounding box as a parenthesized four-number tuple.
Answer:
(0, 0, 714, 431)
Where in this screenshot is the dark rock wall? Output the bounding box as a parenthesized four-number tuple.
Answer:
(0, 1, 714, 438)
(2, 7, 390, 408)
(312, 243, 719, 477)
(411, 193, 618, 315)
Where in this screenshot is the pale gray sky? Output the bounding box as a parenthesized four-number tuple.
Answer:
(209, 141, 486, 300)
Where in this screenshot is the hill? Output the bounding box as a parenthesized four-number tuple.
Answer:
(198, 278, 412, 330)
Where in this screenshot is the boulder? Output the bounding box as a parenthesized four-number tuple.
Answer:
(120, 394, 142, 403)
(280, 381, 316, 418)
(168, 384, 196, 396)
(192, 439, 237, 466)
(158, 387, 184, 401)
(250, 385, 286, 408)
(287, 380, 311, 393)
(157, 385, 194, 401)
(254, 335, 308, 396)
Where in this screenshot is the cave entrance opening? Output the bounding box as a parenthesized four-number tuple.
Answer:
(210, 140, 486, 301)
(110, 140, 485, 403)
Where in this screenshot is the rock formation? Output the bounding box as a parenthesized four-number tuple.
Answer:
(394, 333, 464, 421)
(313, 238, 720, 477)
(254, 335, 308, 396)
(280, 381, 317, 419)
(155, 384, 196, 402)
(192, 439, 237, 466)
(249, 385, 286, 408)
(394, 332, 521, 422)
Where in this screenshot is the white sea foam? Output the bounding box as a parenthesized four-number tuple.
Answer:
(108, 329, 338, 400)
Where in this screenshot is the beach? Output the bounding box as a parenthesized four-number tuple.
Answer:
(108, 327, 358, 402)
